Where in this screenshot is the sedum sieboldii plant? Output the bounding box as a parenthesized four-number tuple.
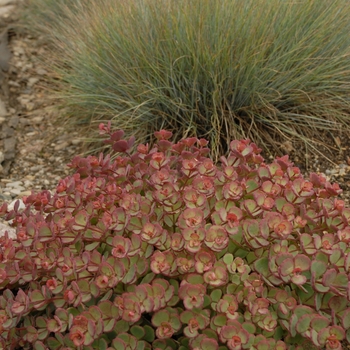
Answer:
(0, 125, 350, 349)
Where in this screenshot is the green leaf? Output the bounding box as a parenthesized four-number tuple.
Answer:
(210, 289, 222, 303)
(115, 320, 129, 333)
(74, 210, 88, 227)
(141, 272, 155, 284)
(203, 294, 211, 308)
(85, 242, 100, 251)
(38, 226, 52, 241)
(296, 314, 312, 334)
(246, 179, 259, 193)
(223, 253, 234, 265)
(131, 325, 146, 340)
(33, 341, 47, 350)
(91, 338, 108, 350)
(242, 322, 256, 334)
(254, 257, 269, 276)
(46, 337, 62, 350)
(310, 260, 327, 279)
(143, 325, 155, 343)
(342, 308, 350, 329)
(152, 309, 170, 326)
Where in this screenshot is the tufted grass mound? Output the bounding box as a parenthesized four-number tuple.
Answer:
(24, 0, 350, 160)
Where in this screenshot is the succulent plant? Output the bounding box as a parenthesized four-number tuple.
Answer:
(1, 123, 350, 349)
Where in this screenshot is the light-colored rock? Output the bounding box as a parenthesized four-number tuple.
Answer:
(0, 5, 15, 17)
(5, 180, 22, 188)
(27, 77, 39, 87)
(54, 141, 70, 151)
(0, 151, 4, 163)
(0, 222, 16, 239)
(19, 190, 32, 197)
(36, 68, 47, 76)
(31, 116, 44, 124)
(7, 198, 25, 211)
(9, 187, 25, 196)
(0, 0, 16, 6)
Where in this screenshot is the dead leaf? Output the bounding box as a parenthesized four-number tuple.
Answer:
(334, 136, 341, 148)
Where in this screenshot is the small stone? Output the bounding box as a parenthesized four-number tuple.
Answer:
(19, 118, 30, 125)
(0, 116, 5, 125)
(0, 99, 7, 117)
(10, 187, 26, 196)
(8, 116, 19, 128)
(26, 102, 35, 111)
(4, 137, 16, 159)
(27, 77, 40, 87)
(5, 181, 23, 188)
(54, 141, 70, 151)
(26, 131, 37, 137)
(8, 80, 20, 87)
(339, 169, 346, 176)
(19, 190, 32, 197)
(71, 139, 83, 145)
(0, 5, 14, 17)
(0, 178, 13, 183)
(2, 125, 14, 137)
(0, 151, 4, 163)
(36, 68, 47, 75)
(31, 116, 44, 124)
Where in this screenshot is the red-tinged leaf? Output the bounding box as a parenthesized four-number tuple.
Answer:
(87, 319, 96, 337)
(328, 296, 347, 314)
(342, 308, 350, 329)
(310, 315, 330, 332)
(46, 337, 61, 350)
(296, 314, 312, 334)
(330, 249, 342, 265)
(318, 326, 345, 346)
(294, 255, 311, 270)
(254, 257, 269, 277)
(291, 274, 307, 285)
(322, 269, 337, 287)
(333, 272, 348, 288)
(74, 210, 88, 227)
(60, 231, 77, 244)
(246, 179, 260, 194)
(152, 309, 170, 327)
(33, 340, 47, 350)
(110, 130, 125, 141)
(311, 260, 328, 280)
(103, 318, 116, 333)
(30, 290, 45, 303)
(38, 226, 52, 241)
(113, 140, 129, 153)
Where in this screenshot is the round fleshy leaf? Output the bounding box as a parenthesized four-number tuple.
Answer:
(130, 325, 145, 340)
(291, 274, 307, 285)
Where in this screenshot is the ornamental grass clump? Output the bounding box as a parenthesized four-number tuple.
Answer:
(1, 125, 350, 349)
(27, 0, 350, 159)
